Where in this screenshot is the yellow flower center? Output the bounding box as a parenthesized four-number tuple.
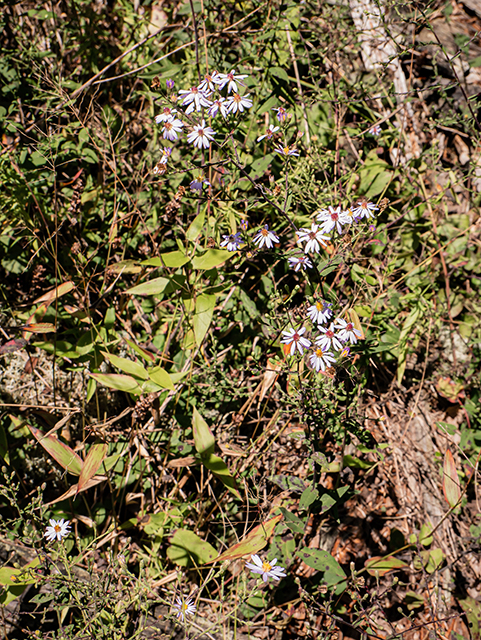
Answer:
(54, 525, 61, 532)
(283, 146, 289, 155)
(315, 348, 324, 357)
(181, 602, 188, 611)
(262, 561, 272, 573)
(316, 301, 323, 310)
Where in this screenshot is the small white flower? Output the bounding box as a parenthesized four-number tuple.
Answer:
(178, 87, 212, 114)
(44, 518, 71, 542)
(369, 124, 381, 136)
(274, 144, 299, 157)
(198, 71, 221, 93)
(161, 116, 184, 142)
(226, 92, 253, 114)
(220, 232, 243, 251)
(297, 224, 330, 254)
(350, 200, 379, 220)
(155, 107, 178, 123)
(187, 120, 216, 149)
(245, 554, 286, 582)
(288, 255, 313, 271)
(208, 97, 229, 119)
(159, 147, 172, 164)
(272, 106, 288, 123)
(307, 300, 333, 325)
(315, 323, 343, 351)
(190, 172, 210, 192)
(334, 318, 362, 344)
(173, 596, 196, 622)
(216, 70, 248, 93)
(316, 206, 352, 234)
(253, 224, 279, 249)
(281, 326, 311, 356)
(309, 347, 336, 373)
(257, 124, 280, 142)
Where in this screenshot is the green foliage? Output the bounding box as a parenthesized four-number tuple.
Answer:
(1, 0, 480, 637)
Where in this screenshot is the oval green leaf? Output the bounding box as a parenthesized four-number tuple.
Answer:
(125, 277, 170, 296)
(90, 373, 143, 395)
(192, 250, 232, 270)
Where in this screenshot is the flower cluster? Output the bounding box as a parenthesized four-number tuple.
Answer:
(154, 70, 253, 154)
(281, 310, 362, 374)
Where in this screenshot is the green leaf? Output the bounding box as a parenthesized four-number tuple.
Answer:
(77, 443, 108, 494)
(299, 486, 319, 510)
(208, 515, 283, 563)
(106, 260, 142, 274)
(413, 548, 445, 573)
(419, 522, 433, 546)
(296, 548, 347, 594)
(89, 373, 143, 395)
(365, 555, 408, 576)
(0, 559, 40, 606)
(160, 251, 190, 268)
(404, 591, 424, 611)
(0, 424, 9, 464)
(143, 512, 167, 536)
(202, 453, 240, 499)
(278, 508, 305, 534)
(27, 424, 83, 476)
(186, 209, 205, 241)
(148, 366, 175, 390)
(343, 455, 374, 470)
(192, 249, 232, 270)
(269, 66, 290, 82)
(192, 407, 215, 457)
(193, 293, 216, 346)
(443, 449, 461, 508)
(101, 351, 149, 380)
(167, 529, 217, 566)
(125, 277, 170, 296)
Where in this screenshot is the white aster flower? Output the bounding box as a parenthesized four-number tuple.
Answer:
(198, 71, 221, 92)
(178, 87, 212, 114)
(159, 147, 172, 164)
(274, 144, 299, 157)
(208, 97, 229, 119)
(220, 232, 243, 251)
(216, 69, 248, 93)
(190, 172, 210, 192)
(281, 326, 311, 356)
(257, 124, 280, 142)
(307, 300, 333, 325)
(350, 200, 379, 220)
(187, 120, 216, 149)
(369, 124, 381, 136)
(44, 518, 71, 542)
(253, 224, 279, 249)
(334, 318, 362, 344)
(161, 116, 184, 142)
(173, 596, 196, 622)
(315, 323, 343, 351)
(309, 346, 336, 373)
(288, 255, 313, 271)
(155, 107, 178, 123)
(226, 92, 253, 114)
(297, 224, 329, 254)
(245, 554, 286, 582)
(272, 106, 288, 123)
(316, 206, 352, 234)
